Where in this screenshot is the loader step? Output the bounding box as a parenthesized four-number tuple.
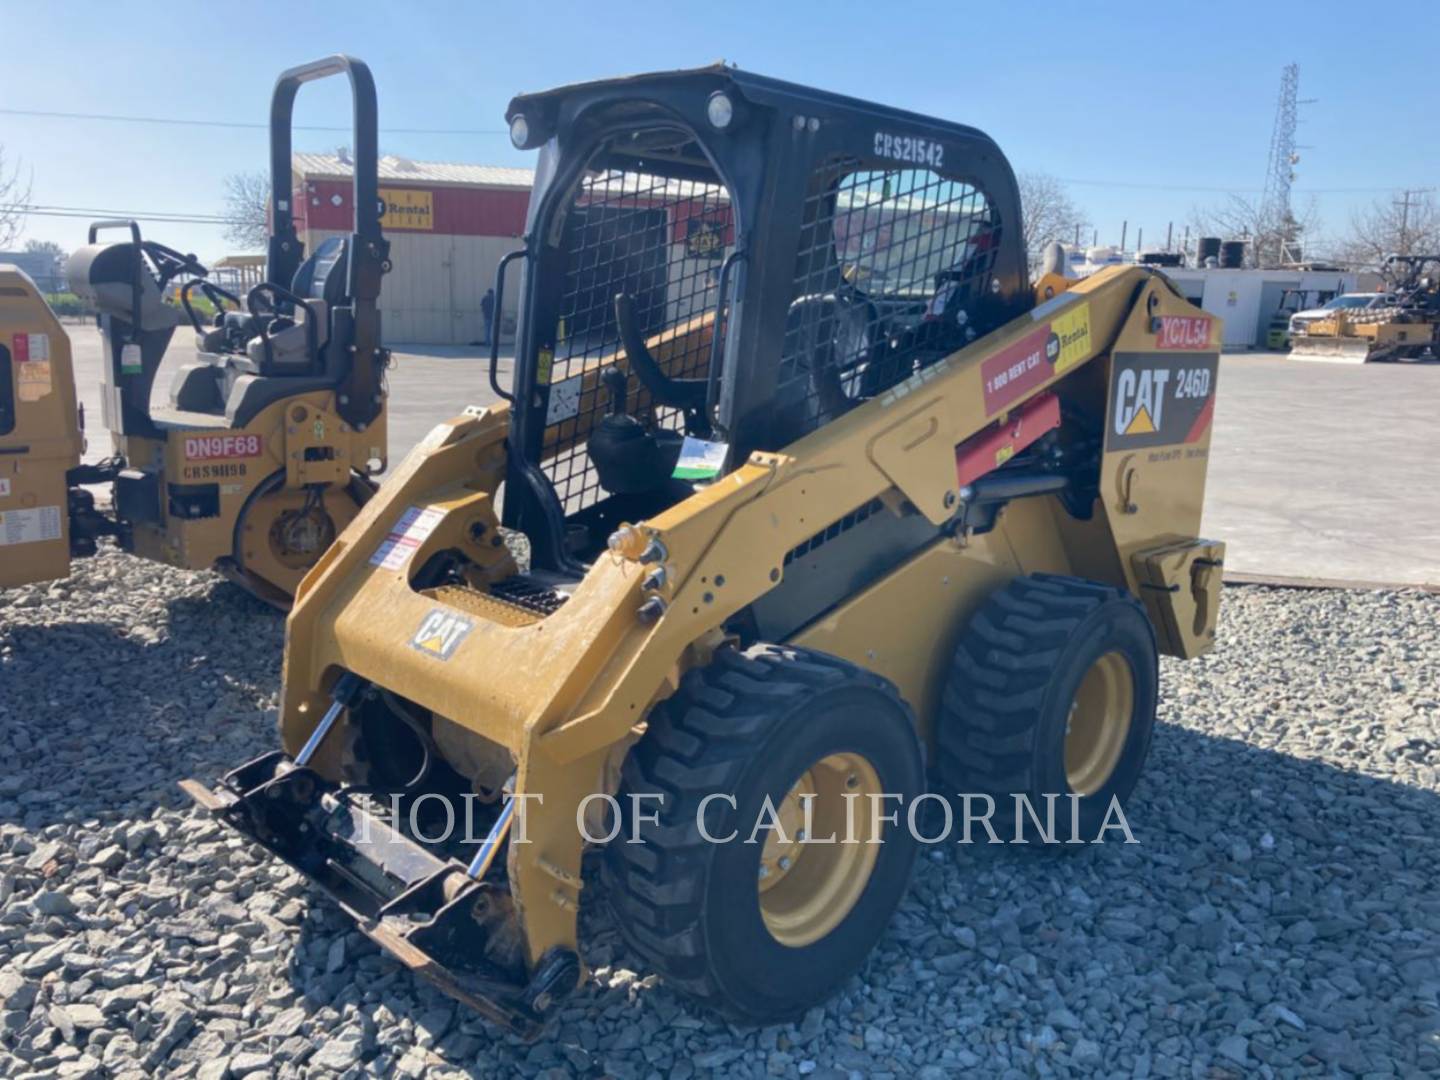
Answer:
(420, 577, 571, 627)
(422, 584, 545, 627)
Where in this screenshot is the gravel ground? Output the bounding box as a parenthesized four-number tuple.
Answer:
(2, 550, 1438, 1078)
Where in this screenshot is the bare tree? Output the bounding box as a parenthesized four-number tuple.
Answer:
(1338, 190, 1440, 269)
(1016, 171, 1089, 268)
(1189, 193, 1319, 268)
(222, 171, 271, 250)
(0, 147, 32, 249)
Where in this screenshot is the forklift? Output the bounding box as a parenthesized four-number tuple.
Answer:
(0, 55, 389, 605)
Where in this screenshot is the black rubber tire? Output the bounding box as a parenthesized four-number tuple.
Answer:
(936, 574, 1159, 841)
(603, 644, 925, 1023)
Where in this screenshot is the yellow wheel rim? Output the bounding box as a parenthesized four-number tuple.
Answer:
(1064, 651, 1134, 796)
(757, 752, 881, 948)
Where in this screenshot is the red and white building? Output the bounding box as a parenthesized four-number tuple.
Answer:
(292, 153, 532, 345)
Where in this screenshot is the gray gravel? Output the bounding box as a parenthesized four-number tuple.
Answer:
(2, 550, 1438, 1078)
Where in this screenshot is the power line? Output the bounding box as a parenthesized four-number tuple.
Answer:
(1055, 175, 1398, 195)
(0, 106, 506, 137)
(16, 202, 228, 218)
(1058, 176, 1262, 194)
(1, 105, 1428, 202)
(1, 204, 231, 225)
(0, 104, 1420, 197)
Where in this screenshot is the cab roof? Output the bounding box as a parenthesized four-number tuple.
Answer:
(505, 63, 1002, 158)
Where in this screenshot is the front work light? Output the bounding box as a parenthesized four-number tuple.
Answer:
(706, 92, 735, 131)
(509, 114, 530, 149)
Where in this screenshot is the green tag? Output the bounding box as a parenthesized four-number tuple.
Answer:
(672, 436, 728, 481)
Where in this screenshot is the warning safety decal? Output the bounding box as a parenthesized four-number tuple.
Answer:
(0, 505, 62, 546)
(410, 607, 476, 661)
(981, 301, 1091, 415)
(1106, 352, 1218, 452)
(369, 505, 445, 571)
(13, 333, 53, 402)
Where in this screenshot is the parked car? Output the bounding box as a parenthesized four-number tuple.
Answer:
(1289, 293, 1393, 337)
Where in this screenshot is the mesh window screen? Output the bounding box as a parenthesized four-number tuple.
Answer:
(541, 140, 733, 514)
(774, 164, 999, 443)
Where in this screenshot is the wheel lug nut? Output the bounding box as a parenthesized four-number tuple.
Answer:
(778, 856, 791, 871)
(758, 864, 769, 879)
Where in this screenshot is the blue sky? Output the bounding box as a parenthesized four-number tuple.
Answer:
(3, 0, 1434, 261)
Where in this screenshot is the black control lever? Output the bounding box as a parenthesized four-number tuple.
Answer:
(601, 366, 628, 416)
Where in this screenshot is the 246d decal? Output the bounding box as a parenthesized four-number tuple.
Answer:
(1107, 352, 1218, 452)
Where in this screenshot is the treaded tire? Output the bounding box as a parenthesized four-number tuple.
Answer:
(937, 573, 1158, 841)
(603, 644, 925, 1023)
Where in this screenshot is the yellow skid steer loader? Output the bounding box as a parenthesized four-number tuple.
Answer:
(186, 66, 1225, 1034)
(0, 55, 390, 605)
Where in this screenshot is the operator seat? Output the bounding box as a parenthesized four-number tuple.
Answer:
(248, 236, 348, 377)
(166, 237, 352, 426)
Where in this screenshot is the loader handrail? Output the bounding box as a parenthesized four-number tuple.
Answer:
(704, 248, 746, 427)
(489, 248, 526, 404)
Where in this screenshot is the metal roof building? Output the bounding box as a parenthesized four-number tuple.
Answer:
(292, 153, 533, 344)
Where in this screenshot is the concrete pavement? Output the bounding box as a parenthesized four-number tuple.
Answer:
(1201, 352, 1440, 586)
(63, 323, 1440, 585)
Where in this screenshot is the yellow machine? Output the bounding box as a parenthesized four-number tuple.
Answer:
(0, 56, 390, 605)
(187, 67, 1225, 1033)
(1290, 255, 1440, 363)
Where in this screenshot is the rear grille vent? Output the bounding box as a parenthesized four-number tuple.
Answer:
(784, 499, 884, 565)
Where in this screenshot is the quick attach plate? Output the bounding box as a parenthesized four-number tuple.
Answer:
(180, 754, 578, 1038)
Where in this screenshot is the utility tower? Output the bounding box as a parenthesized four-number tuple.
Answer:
(1258, 63, 1301, 268)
